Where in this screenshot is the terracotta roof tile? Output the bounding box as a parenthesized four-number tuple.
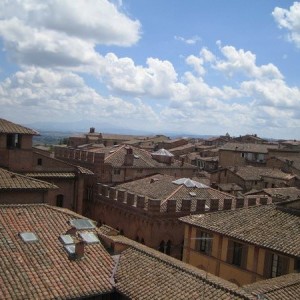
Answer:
(0, 204, 114, 299)
(0, 118, 38, 135)
(0, 168, 58, 190)
(180, 204, 300, 257)
(241, 273, 300, 300)
(98, 233, 253, 300)
(104, 145, 196, 169)
(25, 172, 76, 179)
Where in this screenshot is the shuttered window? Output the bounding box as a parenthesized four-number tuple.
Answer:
(264, 251, 289, 278)
(227, 240, 248, 269)
(195, 230, 212, 255)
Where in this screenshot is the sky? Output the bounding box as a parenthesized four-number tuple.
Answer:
(0, 0, 300, 139)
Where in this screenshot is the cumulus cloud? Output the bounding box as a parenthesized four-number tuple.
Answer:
(272, 2, 300, 48)
(0, 0, 141, 68)
(213, 44, 283, 79)
(0, 67, 158, 125)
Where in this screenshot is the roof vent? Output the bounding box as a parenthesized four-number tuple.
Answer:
(19, 232, 38, 243)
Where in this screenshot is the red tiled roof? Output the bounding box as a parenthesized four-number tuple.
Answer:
(0, 204, 114, 299)
(0, 118, 38, 135)
(0, 168, 58, 190)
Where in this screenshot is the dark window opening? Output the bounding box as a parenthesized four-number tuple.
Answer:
(56, 194, 64, 207)
(232, 242, 243, 266)
(141, 238, 145, 244)
(159, 241, 165, 253)
(120, 229, 124, 235)
(7, 134, 21, 149)
(135, 236, 140, 243)
(37, 158, 42, 166)
(166, 240, 171, 255)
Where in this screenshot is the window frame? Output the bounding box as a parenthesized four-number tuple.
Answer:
(195, 230, 212, 256)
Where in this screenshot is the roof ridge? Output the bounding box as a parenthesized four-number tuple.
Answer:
(105, 144, 126, 161)
(161, 184, 184, 205)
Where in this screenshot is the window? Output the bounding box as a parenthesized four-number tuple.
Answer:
(37, 158, 42, 166)
(114, 169, 121, 175)
(241, 153, 245, 158)
(195, 231, 212, 255)
(227, 240, 248, 269)
(7, 134, 21, 149)
(232, 242, 243, 266)
(159, 240, 172, 255)
(56, 194, 64, 207)
(295, 258, 300, 272)
(264, 252, 289, 278)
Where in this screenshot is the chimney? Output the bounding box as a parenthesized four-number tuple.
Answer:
(75, 241, 85, 259)
(124, 147, 134, 166)
(90, 127, 95, 133)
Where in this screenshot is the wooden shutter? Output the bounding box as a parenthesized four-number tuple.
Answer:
(241, 245, 248, 269)
(263, 251, 272, 278)
(227, 240, 234, 263)
(280, 256, 289, 275)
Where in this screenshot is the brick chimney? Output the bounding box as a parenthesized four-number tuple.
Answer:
(75, 241, 85, 259)
(124, 147, 134, 166)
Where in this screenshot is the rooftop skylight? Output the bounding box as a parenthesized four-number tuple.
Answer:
(19, 232, 38, 243)
(79, 232, 99, 244)
(59, 234, 74, 245)
(69, 219, 95, 230)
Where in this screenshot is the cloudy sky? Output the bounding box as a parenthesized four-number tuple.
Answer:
(0, 0, 300, 139)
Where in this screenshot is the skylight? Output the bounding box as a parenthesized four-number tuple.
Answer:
(69, 219, 95, 230)
(19, 232, 38, 243)
(64, 244, 75, 255)
(59, 234, 74, 245)
(79, 232, 99, 244)
(189, 192, 196, 197)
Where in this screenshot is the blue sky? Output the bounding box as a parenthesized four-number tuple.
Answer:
(0, 0, 299, 139)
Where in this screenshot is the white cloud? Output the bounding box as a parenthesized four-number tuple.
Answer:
(213, 44, 283, 79)
(0, 0, 141, 68)
(272, 2, 300, 48)
(174, 35, 201, 45)
(0, 68, 158, 125)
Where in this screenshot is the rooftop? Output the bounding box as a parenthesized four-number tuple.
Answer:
(0, 118, 38, 135)
(0, 168, 58, 190)
(221, 143, 278, 154)
(0, 204, 114, 299)
(180, 202, 300, 257)
(229, 166, 295, 181)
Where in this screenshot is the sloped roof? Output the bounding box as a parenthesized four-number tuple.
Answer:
(0, 204, 114, 299)
(241, 273, 300, 300)
(246, 187, 300, 202)
(104, 145, 196, 169)
(0, 168, 57, 190)
(0, 118, 38, 135)
(172, 178, 208, 188)
(180, 204, 300, 257)
(221, 143, 277, 153)
(230, 166, 295, 181)
(116, 174, 235, 202)
(97, 231, 253, 300)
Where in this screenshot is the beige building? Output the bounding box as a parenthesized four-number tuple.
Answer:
(180, 200, 300, 286)
(219, 143, 278, 167)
